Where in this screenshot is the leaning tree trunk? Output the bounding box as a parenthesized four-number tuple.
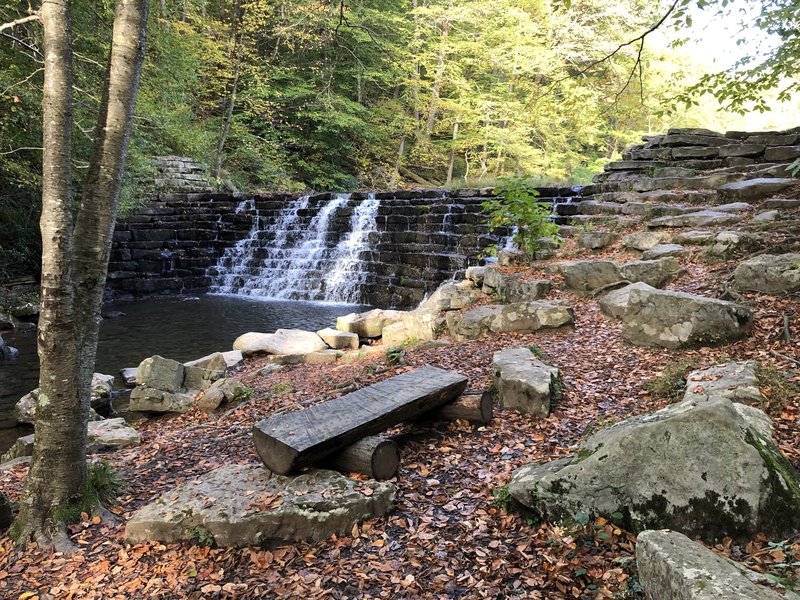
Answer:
(14, 0, 148, 548)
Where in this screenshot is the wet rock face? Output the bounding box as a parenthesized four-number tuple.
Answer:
(622, 288, 753, 349)
(125, 465, 396, 547)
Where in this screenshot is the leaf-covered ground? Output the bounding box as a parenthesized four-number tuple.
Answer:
(1, 212, 799, 599)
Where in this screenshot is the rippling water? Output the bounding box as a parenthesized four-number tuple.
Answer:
(0, 295, 366, 451)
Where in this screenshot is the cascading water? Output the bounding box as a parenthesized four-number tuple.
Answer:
(208, 193, 378, 304)
(323, 193, 380, 304)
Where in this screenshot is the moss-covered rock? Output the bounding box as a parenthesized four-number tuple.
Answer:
(509, 364, 800, 542)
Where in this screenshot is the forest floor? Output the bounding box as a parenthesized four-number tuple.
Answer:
(0, 217, 799, 599)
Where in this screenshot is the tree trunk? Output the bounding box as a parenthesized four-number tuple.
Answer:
(212, 0, 243, 181)
(425, 18, 449, 138)
(326, 436, 400, 481)
(14, 0, 148, 548)
(446, 118, 459, 185)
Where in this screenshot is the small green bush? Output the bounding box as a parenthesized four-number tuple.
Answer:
(53, 460, 123, 524)
(646, 359, 695, 402)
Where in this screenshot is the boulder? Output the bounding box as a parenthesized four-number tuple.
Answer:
(622, 288, 753, 349)
(336, 309, 404, 338)
(673, 230, 715, 245)
(714, 202, 752, 213)
(233, 329, 327, 356)
(498, 278, 552, 304)
(493, 348, 562, 417)
(182, 364, 225, 392)
(1, 344, 18, 360)
(0, 312, 13, 330)
(384, 310, 439, 346)
(497, 249, 527, 267)
(619, 257, 679, 288)
(642, 244, 685, 260)
(578, 231, 619, 250)
(763, 198, 800, 209)
(481, 267, 507, 295)
(120, 368, 138, 387)
(751, 209, 779, 223)
(125, 465, 396, 547)
(509, 391, 800, 542)
(11, 302, 39, 319)
(649, 210, 744, 228)
(735, 253, 800, 293)
(0, 493, 11, 530)
(465, 266, 487, 286)
(137, 355, 184, 393)
(418, 280, 483, 312)
(598, 282, 655, 319)
(446, 301, 574, 342)
(221, 350, 244, 369)
(559, 260, 621, 291)
(316, 327, 359, 350)
(717, 177, 799, 202)
(623, 231, 669, 251)
(197, 377, 248, 412)
(1, 417, 140, 464)
(129, 386, 195, 413)
(184, 352, 228, 371)
(706, 231, 763, 258)
(636, 530, 800, 600)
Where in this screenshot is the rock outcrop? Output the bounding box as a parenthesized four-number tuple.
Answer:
(125, 465, 396, 547)
(493, 348, 562, 417)
(509, 363, 800, 542)
(336, 309, 404, 338)
(622, 288, 753, 349)
(598, 282, 655, 319)
(559, 257, 678, 291)
(233, 329, 328, 356)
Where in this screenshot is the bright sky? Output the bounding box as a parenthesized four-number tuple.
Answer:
(672, 1, 799, 131)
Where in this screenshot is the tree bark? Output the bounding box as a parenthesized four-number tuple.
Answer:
(446, 118, 459, 185)
(14, 0, 148, 547)
(212, 0, 243, 181)
(326, 436, 400, 481)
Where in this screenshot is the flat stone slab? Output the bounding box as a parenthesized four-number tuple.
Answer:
(623, 231, 669, 251)
(578, 231, 619, 249)
(637, 530, 800, 600)
(493, 348, 561, 417)
(446, 301, 574, 342)
(316, 327, 359, 350)
(649, 210, 744, 228)
(673, 230, 715, 245)
(129, 386, 196, 413)
(622, 288, 753, 349)
(1, 417, 140, 464)
(419, 280, 483, 312)
(125, 465, 396, 547)
(642, 244, 685, 260)
(683, 362, 763, 405)
(233, 329, 327, 356)
(137, 356, 184, 393)
(735, 253, 800, 293)
(717, 177, 799, 202)
(752, 209, 779, 223)
(763, 198, 800, 209)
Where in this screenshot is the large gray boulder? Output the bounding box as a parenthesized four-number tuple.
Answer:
(683, 362, 763, 405)
(598, 282, 655, 319)
(446, 301, 574, 342)
(641, 244, 685, 260)
(233, 329, 327, 356)
(481, 267, 551, 302)
(137, 356, 184, 393)
(381, 310, 439, 346)
(196, 377, 248, 412)
(125, 465, 396, 547)
(316, 327, 359, 350)
(509, 380, 800, 542)
(493, 348, 562, 417)
(623, 231, 669, 251)
(636, 530, 800, 600)
(129, 386, 195, 413)
(618, 257, 679, 288)
(622, 288, 753, 349)
(336, 309, 404, 338)
(559, 260, 620, 291)
(706, 231, 763, 258)
(735, 253, 800, 293)
(578, 231, 619, 250)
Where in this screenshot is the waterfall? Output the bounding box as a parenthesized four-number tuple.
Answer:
(208, 193, 378, 304)
(323, 193, 379, 304)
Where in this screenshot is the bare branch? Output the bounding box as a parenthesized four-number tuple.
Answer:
(0, 12, 40, 34)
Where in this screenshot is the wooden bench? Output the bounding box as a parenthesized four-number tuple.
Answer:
(252, 365, 468, 474)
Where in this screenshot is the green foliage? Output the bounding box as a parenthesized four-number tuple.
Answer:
(482, 177, 561, 258)
(762, 539, 800, 590)
(270, 382, 294, 396)
(385, 346, 406, 366)
(646, 359, 695, 402)
(52, 460, 123, 525)
(492, 484, 513, 511)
